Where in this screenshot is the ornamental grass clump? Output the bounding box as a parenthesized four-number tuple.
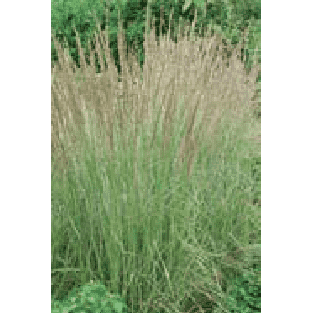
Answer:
(52, 11, 261, 313)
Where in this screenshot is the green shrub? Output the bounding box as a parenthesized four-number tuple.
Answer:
(51, 280, 128, 313)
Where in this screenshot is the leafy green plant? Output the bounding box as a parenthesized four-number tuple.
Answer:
(51, 280, 129, 313)
(226, 266, 261, 312)
(225, 244, 261, 313)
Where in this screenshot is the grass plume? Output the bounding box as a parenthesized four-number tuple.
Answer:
(51, 14, 261, 313)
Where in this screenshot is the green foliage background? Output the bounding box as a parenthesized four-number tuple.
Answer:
(51, 0, 261, 81)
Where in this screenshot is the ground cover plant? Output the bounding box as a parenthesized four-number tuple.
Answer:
(51, 9, 261, 313)
(51, 280, 129, 313)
